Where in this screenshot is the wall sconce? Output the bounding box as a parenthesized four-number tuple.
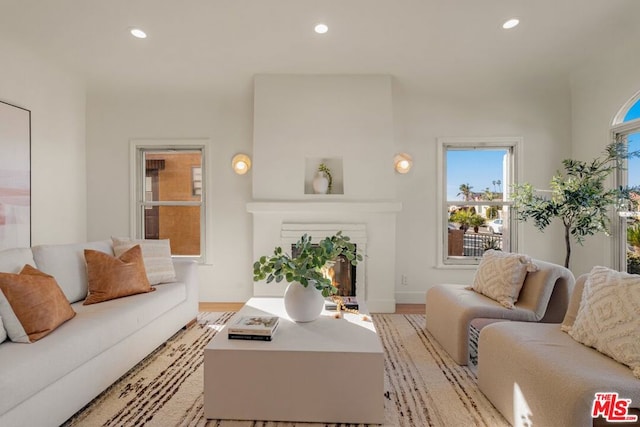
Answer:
(394, 153, 413, 174)
(231, 154, 251, 175)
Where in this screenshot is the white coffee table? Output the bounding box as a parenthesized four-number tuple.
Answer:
(203, 297, 385, 424)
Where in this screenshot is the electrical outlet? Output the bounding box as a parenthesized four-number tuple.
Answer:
(401, 274, 408, 286)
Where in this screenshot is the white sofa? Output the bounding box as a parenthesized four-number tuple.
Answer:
(0, 240, 198, 427)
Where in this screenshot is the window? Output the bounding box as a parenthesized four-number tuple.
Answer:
(613, 95, 640, 273)
(437, 137, 521, 266)
(130, 139, 207, 263)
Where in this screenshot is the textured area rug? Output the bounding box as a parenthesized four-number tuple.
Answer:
(63, 313, 508, 427)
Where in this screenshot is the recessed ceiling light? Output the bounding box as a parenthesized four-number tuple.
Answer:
(130, 28, 147, 39)
(502, 18, 520, 29)
(314, 23, 328, 34)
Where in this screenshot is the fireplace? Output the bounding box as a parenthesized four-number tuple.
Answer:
(247, 203, 401, 313)
(291, 245, 357, 296)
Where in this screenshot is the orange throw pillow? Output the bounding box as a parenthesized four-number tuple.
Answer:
(0, 264, 76, 342)
(84, 245, 155, 305)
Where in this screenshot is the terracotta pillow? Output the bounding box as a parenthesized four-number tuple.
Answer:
(0, 264, 76, 343)
(111, 237, 176, 285)
(84, 245, 155, 305)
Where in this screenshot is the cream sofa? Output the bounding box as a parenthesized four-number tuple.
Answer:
(425, 259, 574, 365)
(0, 240, 198, 427)
(478, 274, 640, 427)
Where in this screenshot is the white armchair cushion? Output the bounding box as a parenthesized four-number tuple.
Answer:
(567, 266, 640, 379)
(471, 250, 538, 309)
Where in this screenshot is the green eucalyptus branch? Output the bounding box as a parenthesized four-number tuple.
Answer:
(252, 231, 363, 297)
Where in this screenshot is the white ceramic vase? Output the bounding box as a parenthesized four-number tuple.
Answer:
(283, 281, 325, 322)
(312, 171, 329, 194)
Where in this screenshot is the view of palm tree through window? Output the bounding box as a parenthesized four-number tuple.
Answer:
(446, 148, 510, 261)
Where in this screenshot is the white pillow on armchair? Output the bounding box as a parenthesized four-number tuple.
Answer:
(470, 249, 538, 309)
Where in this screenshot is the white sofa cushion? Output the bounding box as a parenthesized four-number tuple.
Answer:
(567, 266, 640, 379)
(471, 250, 538, 308)
(31, 241, 113, 304)
(0, 248, 35, 274)
(0, 280, 186, 416)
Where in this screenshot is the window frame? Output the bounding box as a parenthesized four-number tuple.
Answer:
(612, 118, 640, 271)
(129, 138, 209, 264)
(436, 136, 522, 268)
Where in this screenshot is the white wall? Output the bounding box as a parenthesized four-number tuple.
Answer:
(253, 74, 395, 200)
(86, 89, 255, 302)
(569, 43, 640, 277)
(0, 40, 86, 246)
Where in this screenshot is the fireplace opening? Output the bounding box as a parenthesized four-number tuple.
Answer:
(291, 244, 356, 296)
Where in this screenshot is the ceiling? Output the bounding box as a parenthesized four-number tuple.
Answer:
(1, 0, 639, 95)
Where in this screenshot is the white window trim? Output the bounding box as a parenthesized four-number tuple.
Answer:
(436, 136, 523, 268)
(129, 138, 211, 264)
(612, 120, 640, 271)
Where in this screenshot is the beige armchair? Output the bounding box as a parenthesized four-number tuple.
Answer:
(425, 259, 575, 365)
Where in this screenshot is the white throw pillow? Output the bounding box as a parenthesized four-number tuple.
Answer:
(111, 237, 176, 285)
(0, 314, 7, 344)
(567, 266, 640, 379)
(471, 250, 538, 309)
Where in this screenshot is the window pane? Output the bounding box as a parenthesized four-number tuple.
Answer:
(144, 151, 202, 202)
(446, 150, 507, 202)
(625, 132, 640, 273)
(444, 145, 513, 264)
(143, 205, 201, 256)
(139, 148, 204, 259)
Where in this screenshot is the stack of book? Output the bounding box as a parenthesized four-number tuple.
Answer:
(227, 315, 279, 341)
(324, 296, 359, 311)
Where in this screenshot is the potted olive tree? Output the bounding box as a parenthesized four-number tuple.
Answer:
(253, 231, 362, 322)
(511, 141, 639, 268)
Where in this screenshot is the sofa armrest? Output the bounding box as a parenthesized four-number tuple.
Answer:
(516, 259, 575, 322)
(172, 259, 199, 316)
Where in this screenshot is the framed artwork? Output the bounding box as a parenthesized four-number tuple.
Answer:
(0, 100, 31, 250)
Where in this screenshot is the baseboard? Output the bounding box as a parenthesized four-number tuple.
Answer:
(395, 291, 427, 304)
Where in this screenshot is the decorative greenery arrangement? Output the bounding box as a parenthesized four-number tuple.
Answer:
(511, 141, 639, 268)
(252, 231, 362, 297)
(318, 163, 333, 194)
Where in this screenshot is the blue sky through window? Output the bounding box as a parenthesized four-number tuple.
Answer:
(446, 150, 506, 200)
(624, 98, 640, 187)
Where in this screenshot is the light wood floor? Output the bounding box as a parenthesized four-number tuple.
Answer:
(199, 302, 425, 314)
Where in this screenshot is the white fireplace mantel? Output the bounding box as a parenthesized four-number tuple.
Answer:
(247, 201, 402, 214)
(248, 200, 401, 313)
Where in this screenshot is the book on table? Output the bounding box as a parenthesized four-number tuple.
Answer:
(324, 296, 358, 311)
(227, 315, 279, 340)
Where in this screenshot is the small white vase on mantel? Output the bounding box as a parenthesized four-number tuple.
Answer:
(283, 282, 325, 322)
(312, 171, 329, 194)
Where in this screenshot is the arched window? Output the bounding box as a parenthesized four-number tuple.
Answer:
(613, 91, 640, 272)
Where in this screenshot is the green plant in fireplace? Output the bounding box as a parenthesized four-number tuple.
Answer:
(252, 231, 362, 297)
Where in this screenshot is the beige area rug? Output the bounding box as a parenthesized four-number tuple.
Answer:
(62, 313, 509, 427)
